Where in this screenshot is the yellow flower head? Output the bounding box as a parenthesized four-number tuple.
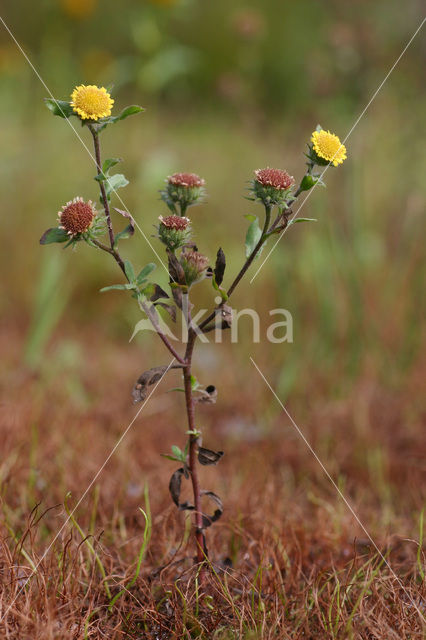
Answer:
(311, 129, 347, 166)
(70, 84, 114, 120)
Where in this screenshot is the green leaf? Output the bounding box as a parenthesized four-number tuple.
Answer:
(102, 158, 121, 173)
(190, 375, 200, 391)
(39, 227, 69, 245)
(124, 260, 135, 282)
(244, 213, 257, 222)
(136, 263, 156, 285)
(100, 284, 134, 292)
(172, 445, 184, 460)
(160, 454, 181, 462)
(107, 173, 129, 191)
(245, 217, 262, 259)
(289, 217, 317, 226)
(96, 105, 145, 131)
(139, 282, 156, 299)
(104, 173, 129, 200)
(299, 174, 318, 192)
(114, 224, 134, 247)
(116, 105, 145, 120)
(45, 99, 75, 118)
(211, 276, 228, 302)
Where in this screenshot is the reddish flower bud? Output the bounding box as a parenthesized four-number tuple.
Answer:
(251, 168, 295, 207)
(180, 249, 209, 286)
(158, 215, 192, 251)
(254, 168, 295, 191)
(168, 173, 205, 188)
(159, 215, 190, 230)
(162, 172, 206, 214)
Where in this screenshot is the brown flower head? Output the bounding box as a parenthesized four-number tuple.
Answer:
(252, 168, 295, 206)
(58, 197, 96, 236)
(168, 173, 205, 188)
(162, 172, 206, 214)
(180, 249, 209, 286)
(158, 215, 192, 250)
(254, 168, 295, 190)
(159, 215, 190, 230)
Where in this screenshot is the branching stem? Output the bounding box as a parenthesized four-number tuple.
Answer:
(89, 129, 185, 364)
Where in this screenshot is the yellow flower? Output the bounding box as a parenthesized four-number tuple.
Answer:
(61, 0, 97, 19)
(311, 129, 347, 166)
(70, 84, 114, 120)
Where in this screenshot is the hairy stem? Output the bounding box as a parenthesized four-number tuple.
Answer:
(183, 329, 205, 569)
(89, 134, 185, 364)
(89, 125, 126, 274)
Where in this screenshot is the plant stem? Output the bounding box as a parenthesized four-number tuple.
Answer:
(199, 204, 272, 330)
(183, 329, 205, 570)
(227, 203, 272, 297)
(89, 134, 185, 364)
(89, 126, 126, 274)
(138, 297, 187, 365)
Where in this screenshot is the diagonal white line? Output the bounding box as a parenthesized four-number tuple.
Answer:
(250, 356, 426, 623)
(250, 16, 426, 284)
(0, 358, 177, 622)
(0, 15, 169, 276)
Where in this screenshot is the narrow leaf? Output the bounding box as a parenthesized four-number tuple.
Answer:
(100, 284, 134, 292)
(172, 445, 184, 461)
(288, 217, 318, 226)
(160, 454, 181, 462)
(124, 260, 135, 282)
(245, 217, 262, 259)
(214, 247, 226, 286)
(136, 263, 156, 284)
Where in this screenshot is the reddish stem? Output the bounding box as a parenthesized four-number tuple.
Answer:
(89, 133, 186, 365)
(183, 330, 205, 570)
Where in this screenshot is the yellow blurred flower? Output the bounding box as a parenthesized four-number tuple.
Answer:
(70, 84, 114, 121)
(311, 129, 347, 166)
(61, 0, 97, 19)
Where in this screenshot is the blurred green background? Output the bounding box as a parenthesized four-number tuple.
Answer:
(1, 0, 425, 404)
